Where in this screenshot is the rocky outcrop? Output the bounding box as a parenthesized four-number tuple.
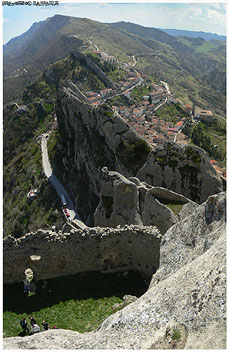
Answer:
(4, 192, 226, 349)
(56, 86, 151, 224)
(150, 191, 226, 286)
(3, 225, 161, 284)
(136, 141, 223, 204)
(56, 86, 223, 225)
(94, 168, 198, 234)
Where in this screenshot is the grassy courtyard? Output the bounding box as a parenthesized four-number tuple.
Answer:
(3, 271, 147, 338)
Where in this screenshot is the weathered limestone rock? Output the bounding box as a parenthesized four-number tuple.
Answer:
(94, 168, 143, 227)
(3, 225, 161, 284)
(3, 193, 226, 349)
(150, 191, 226, 286)
(141, 320, 188, 349)
(142, 192, 177, 234)
(136, 141, 223, 204)
(56, 85, 224, 226)
(94, 168, 198, 233)
(56, 86, 151, 224)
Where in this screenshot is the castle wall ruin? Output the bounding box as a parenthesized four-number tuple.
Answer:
(3, 225, 161, 284)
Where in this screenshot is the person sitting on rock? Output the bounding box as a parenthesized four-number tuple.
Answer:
(30, 322, 40, 334)
(20, 317, 29, 334)
(42, 320, 49, 331)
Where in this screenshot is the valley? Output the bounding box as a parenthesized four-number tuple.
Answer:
(3, 14, 226, 349)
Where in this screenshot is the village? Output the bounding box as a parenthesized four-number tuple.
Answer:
(83, 47, 225, 178)
(13, 46, 225, 179)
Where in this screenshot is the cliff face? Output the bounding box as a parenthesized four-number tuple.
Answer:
(56, 85, 223, 225)
(3, 192, 226, 349)
(56, 84, 151, 224)
(94, 168, 198, 233)
(137, 141, 223, 204)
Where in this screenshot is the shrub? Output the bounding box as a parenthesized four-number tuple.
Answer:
(171, 329, 181, 341)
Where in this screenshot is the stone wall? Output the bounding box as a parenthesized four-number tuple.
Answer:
(71, 50, 116, 89)
(3, 226, 161, 284)
(3, 193, 226, 350)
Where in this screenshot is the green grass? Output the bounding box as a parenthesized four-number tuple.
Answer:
(107, 68, 126, 83)
(195, 41, 218, 53)
(158, 199, 184, 215)
(3, 271, 147, 338)
(164, 203, 184, 215)
(172, 329, 181, 341)
(156, 103, 186, 123)
(131, 85, 151, 102)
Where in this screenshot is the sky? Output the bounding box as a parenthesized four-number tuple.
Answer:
(2, 1, 227, 44)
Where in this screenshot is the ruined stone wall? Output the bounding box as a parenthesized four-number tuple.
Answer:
(3, 226, 161, 284)
(72, 50, 116, 89)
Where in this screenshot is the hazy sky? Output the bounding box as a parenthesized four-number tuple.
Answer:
(3, 1, 227, 44)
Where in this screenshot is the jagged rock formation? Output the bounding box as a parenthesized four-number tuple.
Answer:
(56, 85, 151, 223)
(94, 168, 198, 233)
(56, 86, 223, 225)
(150, 191, 226, 284)
(3, 192, 226, 349)
(3, 225, 161, 284)
(136, 142, 223, 204)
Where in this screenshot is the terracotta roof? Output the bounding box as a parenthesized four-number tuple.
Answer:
(176, 121, 184, 127)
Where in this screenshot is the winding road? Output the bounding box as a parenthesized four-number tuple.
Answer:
(41, 133, 81, 222)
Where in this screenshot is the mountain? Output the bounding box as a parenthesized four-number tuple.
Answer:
(107, 21, 198, 55)
(4, 17, 226, 116)
(3, 16, 226, 347)
(158, 28, 226, 41)
(3, 15, 80, 78)
(3, 15, 167, 103)
(108, 21, 226, 115)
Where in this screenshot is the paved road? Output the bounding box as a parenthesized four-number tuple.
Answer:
(41, 133, 81, 222)
(131, 55, 137, 67)
(160, 80, 170, 95)
(154, 98, 167, 111)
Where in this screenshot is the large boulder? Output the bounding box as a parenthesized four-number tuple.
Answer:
(94, 168, 198, 234)
(136, 141, 223, 204)
(56, 86, 152, 224)
(94, 168, 143, 228)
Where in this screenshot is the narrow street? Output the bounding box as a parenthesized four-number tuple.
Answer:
(41, 133, 81, 222)
(154, 98, 167, 111)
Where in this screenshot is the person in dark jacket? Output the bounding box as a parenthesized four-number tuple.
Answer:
(20, 318, 29, 334)
(29, 316, 37, 325)
(42, 320, 49, 331)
